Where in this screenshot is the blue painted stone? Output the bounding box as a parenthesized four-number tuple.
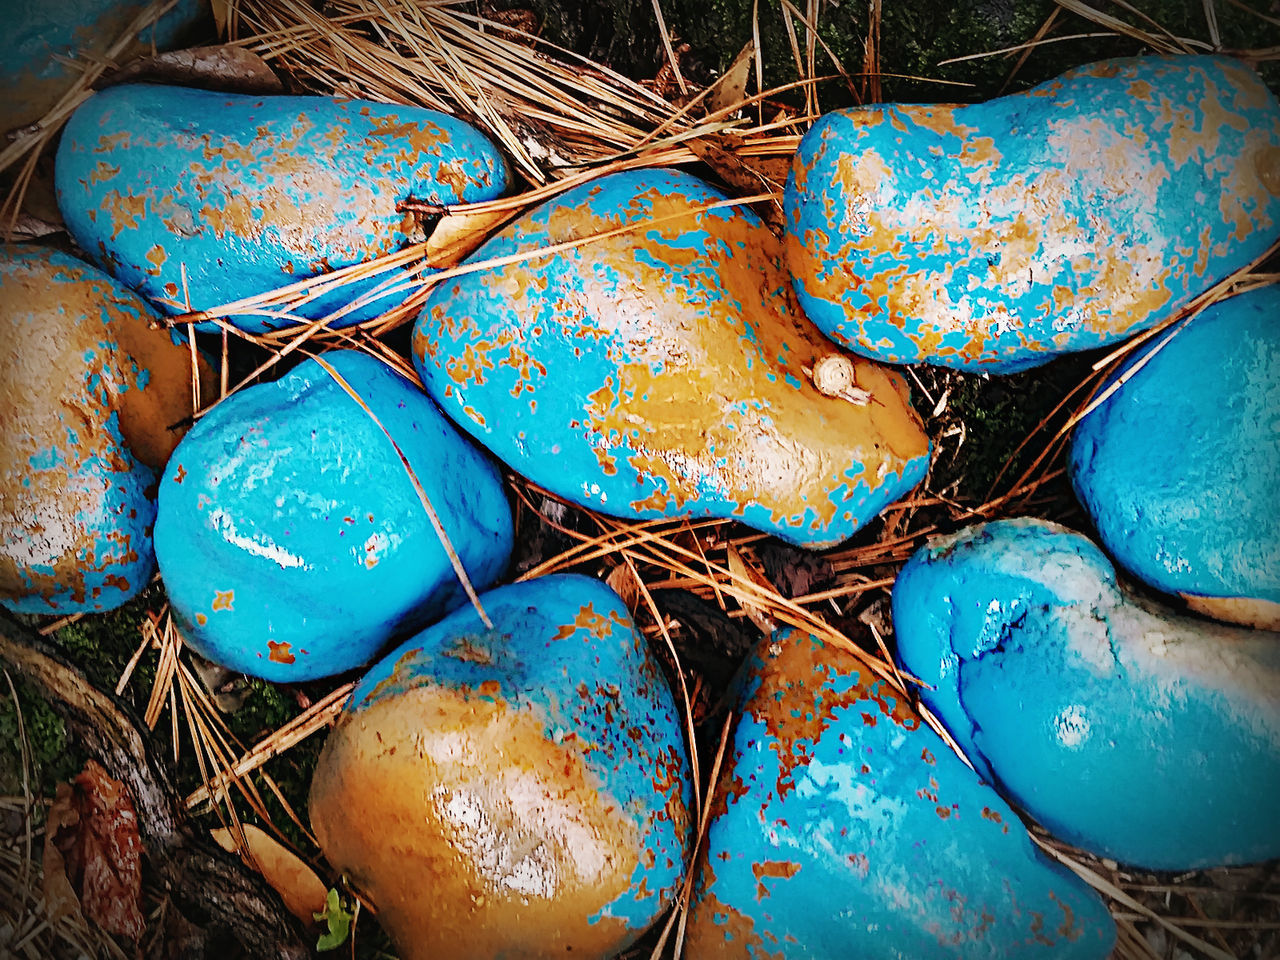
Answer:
(685, 628, 1115, 959)
(153, 349, 513, 682)
(55, 83, 511, 333)
(892, 518, 1280, 870)
(1070, 286, 1280, 630)
(785, 55, 1280, 372)
(412, 167, 931, 548)
(308, 573, 692, 960)
(2, 0, 207, 130)
(1, 244, 209, 614)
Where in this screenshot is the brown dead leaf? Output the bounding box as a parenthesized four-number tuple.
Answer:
(758, 540, 836, 599)
(100, 45, 283, 94)
(210, 0, 232, 36)
(424, 206, 516, 269)
(211, 824, 327, 926)
(42, 760, 145, 940)
(605, 563, 641, 615)
(725, 544, 779, 635)
(706, 41, 755, 115)
(686, 135, 787, 229)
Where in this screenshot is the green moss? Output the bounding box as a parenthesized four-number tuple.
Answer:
(48, 586, 163, 699)
(938, 353, 1095, 500)
(0, 676, 83, 799)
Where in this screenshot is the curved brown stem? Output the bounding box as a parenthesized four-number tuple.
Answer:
(0, 611, 309, 960)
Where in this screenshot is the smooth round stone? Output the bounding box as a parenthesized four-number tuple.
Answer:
(1070, 285, 1280, 630)
(785, 55, 1280, 372)
(2, 0, 207, 131)
(892, 518, 1280, 870)
(154, 349, 513, 682)
(1, 244, 210, 614)
(685, 628, 1116, 959)
(309, 574, 692, 960)
(412, 167, 931, 549)
(55, 83, 511, 333)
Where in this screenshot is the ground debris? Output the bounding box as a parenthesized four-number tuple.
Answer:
(43, 759, 145, 941)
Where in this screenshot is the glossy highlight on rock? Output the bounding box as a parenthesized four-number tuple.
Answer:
(1, 244, 210, 613)
(309, 574, 692, 960)
(154, 350, 513, 682)
(55, 83, 511, 333)
(413, 167, 931, 548)
(892, 518, 1280, 870)
(1070, 285, 1280, 630)
(685, 627, 1115, 959)
(785, 55, 1280, 372)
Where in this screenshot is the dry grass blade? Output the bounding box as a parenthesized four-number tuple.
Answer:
(2, 670, 34, 925)
(143, 613, 183, 730)
(651, 0, 689, 97)
(0, 0, 182, 234)
(939, 32, 1114, 67)
(233, 0, 681, 181)
(36, 613, 83, 637)
(1053, 0, 1207, 54)
(645, 716, 737, 960)
(999, 5, 1062, 93)
(184, 682, 353, 810)
(1223, 0, 1280, 29)
(172, 189, 781, 357)
(309, 353, 493, 627)
(1033, 839, 1239, 960)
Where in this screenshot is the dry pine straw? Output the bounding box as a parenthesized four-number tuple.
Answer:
(5, 0, 1280, 957)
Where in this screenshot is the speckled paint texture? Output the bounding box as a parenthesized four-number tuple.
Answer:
(412, 167, 931, 548)
(55, 83, 511, 333)
(1070, 286, 1280, 630)
(154, 350, 513, 682)
(684, 628, 1115, 959)
(892, 518, 1280, 870)
(1, 244, 210, 614)
(308, 574, 692, 960)
(785, 55, 1280, 372)
(1, 0, 206, 130)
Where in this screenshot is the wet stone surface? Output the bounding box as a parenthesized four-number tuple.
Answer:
(1070, 285, 1280, 630)
(1, 0, 209, 131)
(0, 243, 210, 614)
(785, 55, 1280, 372)
(684, 627, 1116, 958)
(892, 518, 1280, 871)
(55, 83, 511, 332)
(309, 574, 692, 960)
(413, 167, 931, 549)
(154, 350, 514, 682)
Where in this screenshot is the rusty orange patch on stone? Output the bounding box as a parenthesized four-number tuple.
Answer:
(752, 860, 801, 900)
(268, 640, 296, 665)
(552, 603, 615, 641)
(211, 589, 234, 612)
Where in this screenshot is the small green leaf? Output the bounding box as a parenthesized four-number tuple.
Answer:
(314, 887, 353, 952)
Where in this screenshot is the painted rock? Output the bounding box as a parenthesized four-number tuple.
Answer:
(308, 573, 692, 959)
(785, 55, 1280, 372)
(153, 349, 513, 682)
(892, 518, 1280, 870)
(685, 628, 1115, 959)
(412, 167, 931, 548)
(2, 0, 207, 131)
(1, 244, 211, 614)
(1070, 286, 1280, 630)
(55, 83, 511, 333)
